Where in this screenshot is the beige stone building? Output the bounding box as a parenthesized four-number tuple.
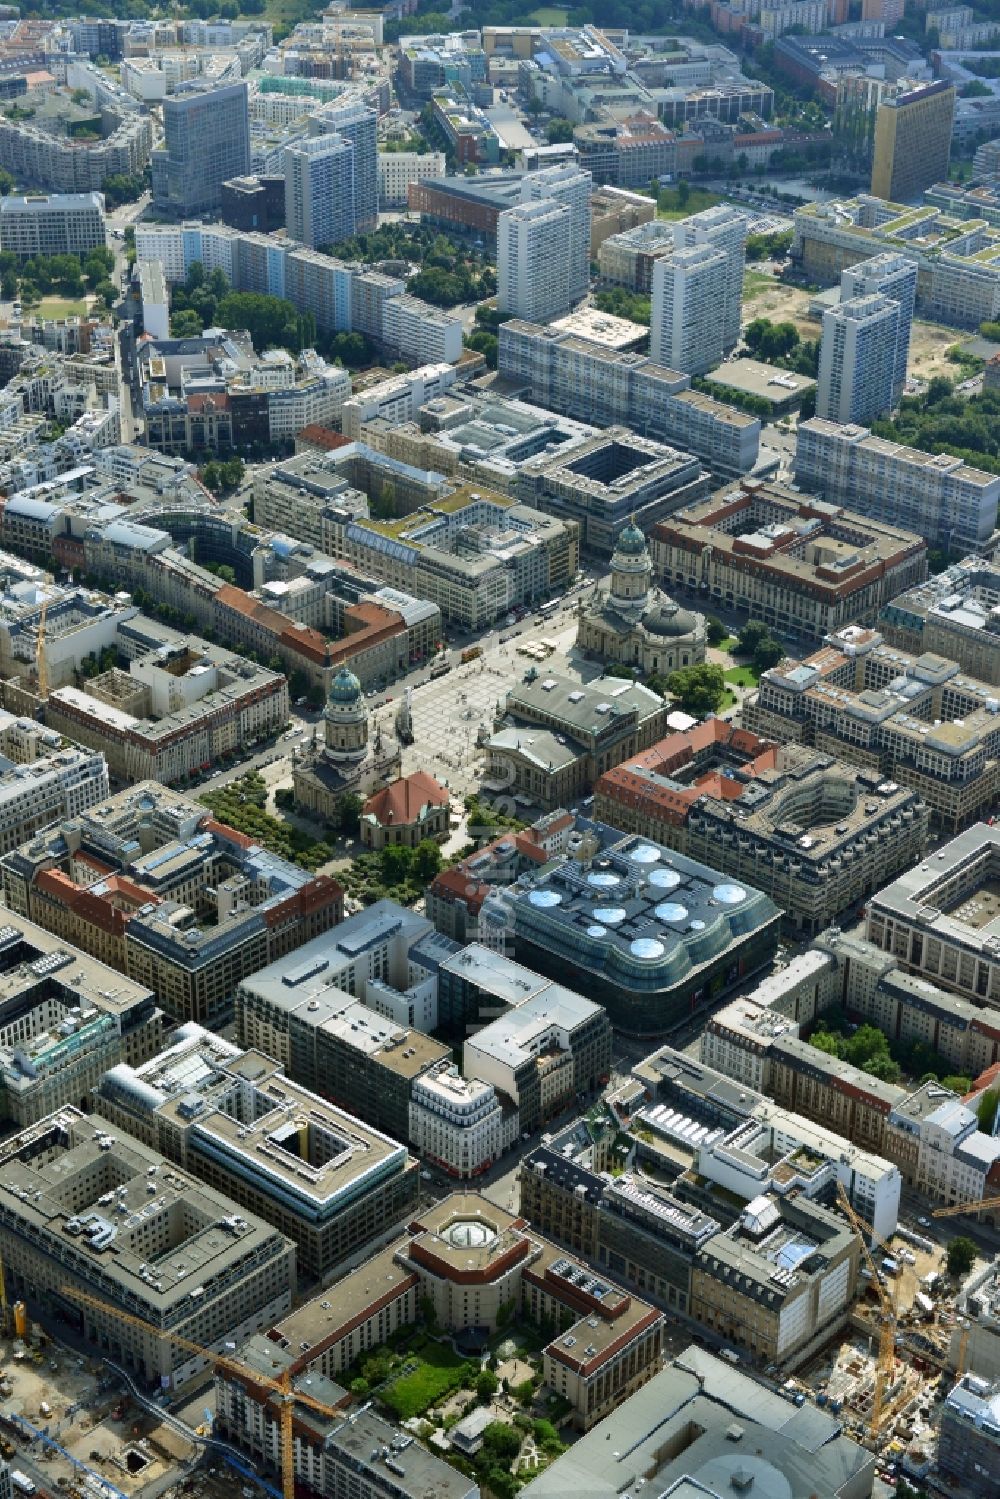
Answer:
(292, 664, 401, 825)
(576, 519, 706, 675)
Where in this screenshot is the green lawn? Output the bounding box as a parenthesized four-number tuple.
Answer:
(743, 269, 776, 297)
(530, 5, 569, 19)
(719, 689, 738, 713)
(380, 1341, 469, 1420)
(34, 296, 90, 319)
(657, 187, 722, 220)
(714, 635, 739, 655)
(724, 665, 759, 687)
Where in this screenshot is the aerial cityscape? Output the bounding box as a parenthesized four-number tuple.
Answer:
(1, 4, 1000, 1499)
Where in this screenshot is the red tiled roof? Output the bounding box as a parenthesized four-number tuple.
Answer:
(297, 425, 350, 451)
(363, 771, 449, 827)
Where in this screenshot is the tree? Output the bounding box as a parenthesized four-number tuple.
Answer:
(737, 620, 769, 656)
(170, 308, 203, 339)
(463, 330, 498, 368)
(705, 616, 727, 647)
(810, 1029, 842, 1057)
(752, 636, 784, 673)
(475, 1369, 499, 1403)
(481, 1423, 522, 1465)
(380, 843, 412, 885)
(676, 178, 690, 207)
(545, 116, 575, 144)
(412, 838, 443, 882)
(0, 169, 13, 196)
(666, 663, 726, 717)
(947, 1236, 977, 1277)
(337, 792, 363, 835)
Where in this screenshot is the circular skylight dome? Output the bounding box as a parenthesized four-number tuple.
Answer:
(588, 871, 620, 888)
(713, 883, 748, 905)
(529, 889, 562, 908)
(587, 924, 608, 938)
(648, 868, 681, 891)
(444, 1219, 496, 1250)
(592, 907, 626, 924)
(631, 938, 665, 959)
(655, 902, 689, 924)
(690, 920, 706, 931)
(629, 845, 660, 864)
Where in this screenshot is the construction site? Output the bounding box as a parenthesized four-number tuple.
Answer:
(779, 1189, 989, 1483)
(0, 1295, 244, 1499)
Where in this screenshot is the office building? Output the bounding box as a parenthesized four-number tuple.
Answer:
(498, 199, 575, 322)
(939, 1375, 1000, 1495)
(461, 969, 613, 1133)
(652, 478, 926, 643)
(795, 417, 1000, 554)
(269, 1192, 663, 1433)
(235, 902, 454, 1142)
(672, 204, 748, 357)
(152, 81, 251, 217)
(284, 133, 355, 250)
(521, 163, 591, 311)
(650, 245, 729, 375)
(840, 251, 917, 407)
(0, 1107, 295, 1389)
(518, 1347, 875, 1499)
(817, 293, 902, 425)
(745, 625, 1000, 832)
(409, 1062, 516, 1180)
(1, 781, 343, 1030)
(220, 174, 286, 234)
(325, 485, 578, 630)
(515, 428, 708, 557)
(633, 1045, 901, 1242)
(0, 740, 108, 856)
(95, 1028, 418, 1282)
(0, 193, 105, 258)
(881, 555, 1000, 684)
(478, 820, 781, 1035)
(41, 621, 290, 786)
(951, 1258, 1000, 1380)
(498, 319, 760, 477)
(871, 80, 955, 202)
(866, 822, 1000, 1011)
(0, 909, 161, 1128)
(377, 148, 447, 208)
(598, 739, 928, 935)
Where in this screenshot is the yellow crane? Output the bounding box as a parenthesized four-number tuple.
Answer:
(60, 1285, 339, 1499)
(932, 1195, 1000, 1220)
(837, 1183, 899, 1439)
(35, 595, 48, 701)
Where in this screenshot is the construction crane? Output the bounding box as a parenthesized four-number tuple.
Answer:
(932, 1195, 1000, 1219)
(35, 595, 48, 701)
(60, 1285, 339, 1499)
(837, 1183, 899, 1439)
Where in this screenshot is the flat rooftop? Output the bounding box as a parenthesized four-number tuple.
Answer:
(0, 1108, 286, 1314)
(703, 356, 815, 406)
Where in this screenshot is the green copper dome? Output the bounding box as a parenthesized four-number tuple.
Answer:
(328, 665, 362, 706)
(616, 518, 647, 556)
